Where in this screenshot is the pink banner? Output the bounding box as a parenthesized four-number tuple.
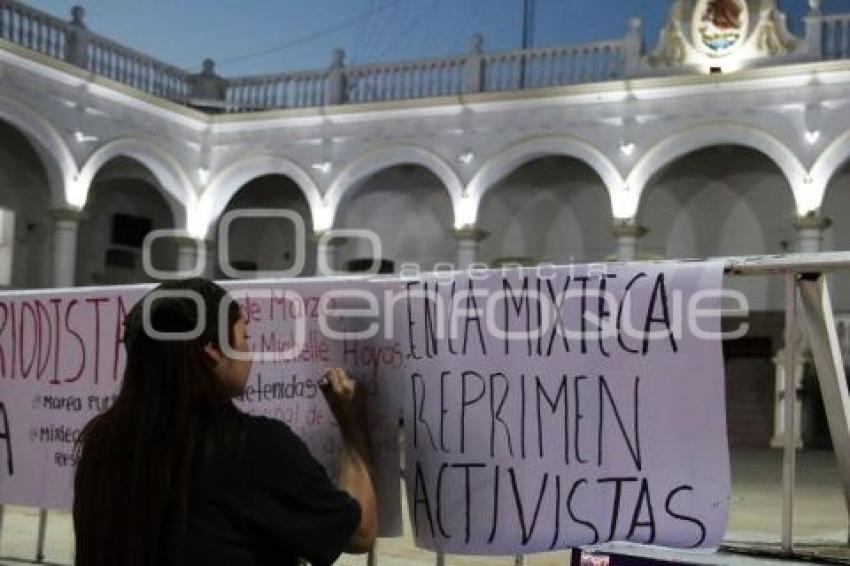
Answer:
(0, 279, 404, 536)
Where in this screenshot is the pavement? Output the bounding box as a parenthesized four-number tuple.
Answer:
(0, 449, 848, 565)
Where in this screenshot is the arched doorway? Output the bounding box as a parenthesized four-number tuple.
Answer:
(335, 165, 455, 274)
(477, 156, 615, 266)
(217, 175, 315, 278)
(638, 145, 797, 448)
(76, 157, 179, 285)
(0, 120, 55, 288)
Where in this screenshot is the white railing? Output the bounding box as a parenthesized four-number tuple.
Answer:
(223, 39, 625, 110)
(86, 35, 192, 102)
(482, 40, 625, 91)
(0, 0, 636, 110)
(0, 0, 193, 103)
(821, 14, 850, 60)
(225, 69, 327, 111)
(344, 55, 467, 104)
(0, 0, 67, 60)
(4, 0, 850, 112)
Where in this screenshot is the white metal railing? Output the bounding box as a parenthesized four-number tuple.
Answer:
(821, 14, 850, 60)
(723, 253, 850, 557)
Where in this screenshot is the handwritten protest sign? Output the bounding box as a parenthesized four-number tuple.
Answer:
(0, 279, 403, 536)
(397, 263, 730, 553)
(0, 262, 732, 553)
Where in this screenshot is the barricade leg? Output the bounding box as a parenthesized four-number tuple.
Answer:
(798, 275, 850, 541)
(435, 551, 445, 566)
(35, 508, 47, 562)
(782, 271, 797, 555)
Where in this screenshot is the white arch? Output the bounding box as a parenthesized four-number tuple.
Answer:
(465, 135, 625, 224)
(77, 137, 194, 228)
(626, 122, 807, 218)
(197, 155, 322, 239)
(810, 129, 850, 213)
(0, 94, 77, 207)
(325, 144, 463, 227)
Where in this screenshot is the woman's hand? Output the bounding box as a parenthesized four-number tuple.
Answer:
(321, 368, 367, 438)
(321, 368, 378, 552)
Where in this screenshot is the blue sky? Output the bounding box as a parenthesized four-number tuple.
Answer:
(23, 0, 850, 76)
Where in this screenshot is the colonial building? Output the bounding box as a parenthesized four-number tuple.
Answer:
(1, 0, 850, 446)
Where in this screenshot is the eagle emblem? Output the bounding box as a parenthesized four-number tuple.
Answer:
(693, 0, 749, 56)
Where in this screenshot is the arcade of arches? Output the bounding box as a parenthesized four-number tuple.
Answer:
(4, 115, 850, 448)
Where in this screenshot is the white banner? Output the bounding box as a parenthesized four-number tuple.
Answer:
(0, 262, 732, 553)
(397, 263, 730, 553)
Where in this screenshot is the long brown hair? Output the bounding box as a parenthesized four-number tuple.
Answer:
(73, 278, 242, 566)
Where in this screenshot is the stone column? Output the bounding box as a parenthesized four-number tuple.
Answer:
(174, 236, 214, 278)
(613, 221, 648, 262)
(463, 34, 485, 93)
(795, 214, 831, 254)
(190, 59, 228, 106)
(326, 48, 346, 105)
(65, 5, 89, 68)
(452, 227, 488, 270)
(805, 0, 823, 58)
(313, 231, 348, 276)
(52, 208, 85, 288)
(623, 17, 644, 77)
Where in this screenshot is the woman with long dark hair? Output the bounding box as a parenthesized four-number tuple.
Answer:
(73, 278, 377, 565)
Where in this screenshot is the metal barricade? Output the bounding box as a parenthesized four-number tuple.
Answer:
(3, 253, 850, 564)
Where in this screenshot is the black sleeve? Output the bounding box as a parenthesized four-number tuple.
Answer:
(239, 416, 362, 566)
